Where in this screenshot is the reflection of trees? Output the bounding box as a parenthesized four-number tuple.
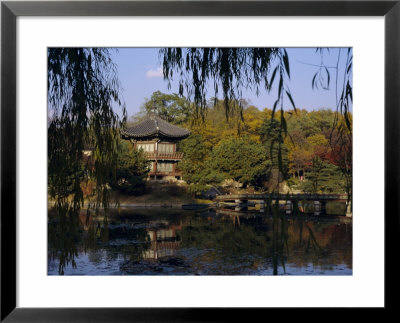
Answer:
(47, 49, 127, 275)
(49, 208, 352, 275)
(179, 211, 352, 275)
(48, 209, 81, 275)
(181, 216, 270, 253)
(271, 212, 289, 275)
(180, 212, 282, 273)
(48, 209, 151, 274)
(48, 209, 186, 274)
(286, 218, 352, 269)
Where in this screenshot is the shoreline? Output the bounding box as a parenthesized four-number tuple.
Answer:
(48, 202, 188, 209)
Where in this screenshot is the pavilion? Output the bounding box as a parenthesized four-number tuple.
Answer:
(121, 114, 190, 180)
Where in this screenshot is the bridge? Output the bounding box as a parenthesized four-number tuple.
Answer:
(215, 193, 351, 217)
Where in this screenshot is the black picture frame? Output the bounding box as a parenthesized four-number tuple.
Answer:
(1, 0, 398, 321)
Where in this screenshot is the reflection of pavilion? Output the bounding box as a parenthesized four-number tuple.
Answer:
(142, 224, 182, 261)
(77, 212, 186, 262)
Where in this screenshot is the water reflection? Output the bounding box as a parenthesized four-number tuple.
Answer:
(48, 208, 352, 275)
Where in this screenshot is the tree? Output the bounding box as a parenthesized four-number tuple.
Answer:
(48, 48, 126, 274)
(241, 106, 267, 143)
(289, 147, 313, 180)
(48, 48, 126, 210)
(209, 137, 271, 188)
(179, 134, 210, 185)
(161, 47, 352, 198)
(180, 135, 272, 193)
(260, 117, 289, 179)
(301, 156, 345, 194)
(311, 48, 353, 133)
(160, 48, 295, 119)
(325, 123, 352, 204)
(132, 91, 193, 125)
(109, 140, 150, 194)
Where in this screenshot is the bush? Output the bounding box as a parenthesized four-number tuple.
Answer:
(109, 140, 150, 195)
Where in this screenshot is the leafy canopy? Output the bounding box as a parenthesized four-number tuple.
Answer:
(129, 91, 193, 126)
(48, 48, 126, 210)
(48, 48, 127, 274)
(160, 48, 294, 120)
(108, 140, 150, 195)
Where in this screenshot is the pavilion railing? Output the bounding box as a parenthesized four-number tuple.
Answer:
(145, 152, 184, 160)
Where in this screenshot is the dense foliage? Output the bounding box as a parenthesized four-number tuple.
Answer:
(48, 48, 126, 211)
(300, 156, 345, 194)
(160, 48, 294, 119)
(209, 137, 271, 188)
(134, 93, 352, 196)
(47, 48, 129, 274)
(108, 140, 150, 194)
(159, 47, 352, 200)
(130, 91, 193, 126)
(48, 48, 352, 275)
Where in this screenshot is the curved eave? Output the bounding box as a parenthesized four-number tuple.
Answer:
(120, 115, 191, 140)
(121, 130, 191, 141)
(158, 130, 191, 140)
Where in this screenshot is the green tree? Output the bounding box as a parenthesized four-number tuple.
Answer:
(48, 48, 126, 210)
(133, 91, 193, 125)
(260, 117, 289, 179)
(160, 48, 294, 119)
(48, 48, 126, 274)
(161, 47, 352, 198)
(209, 137, 271, 188)
(178, 134, 223, 194)
(109, 140, 150, 194)
(301, 156, 345, 194)
(179, 134, 210, 184)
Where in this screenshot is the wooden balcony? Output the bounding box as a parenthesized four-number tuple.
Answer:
(145, 152, 184, 160)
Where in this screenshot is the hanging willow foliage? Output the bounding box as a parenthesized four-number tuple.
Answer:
(161, 47, 352, 197)
(48, 48, 126, 272)
(48, 48, 126, 209)
(312, 48, 353, 207)
(160, 48, 296, 122)
(160, 47, 296, 193)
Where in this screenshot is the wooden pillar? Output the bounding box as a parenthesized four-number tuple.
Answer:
(172, 162, 176, 176)
(154, 161, 158, 173)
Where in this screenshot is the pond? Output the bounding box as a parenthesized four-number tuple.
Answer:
(48, 208, 352, 275)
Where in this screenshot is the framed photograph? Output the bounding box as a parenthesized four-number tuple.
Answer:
(1, 0, 398, 321)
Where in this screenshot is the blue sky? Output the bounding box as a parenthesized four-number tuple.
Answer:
(110, 48, 352, 118)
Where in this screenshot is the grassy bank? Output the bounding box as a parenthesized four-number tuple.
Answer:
(108, 190, 212, 206)
(49, 180, 347, 212)
(105, 183, 212, 206)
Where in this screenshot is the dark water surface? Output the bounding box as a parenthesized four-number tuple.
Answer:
(48, 208, 352, 275)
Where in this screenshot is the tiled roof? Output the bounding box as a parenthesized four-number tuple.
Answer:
(122, 115, 191, 140)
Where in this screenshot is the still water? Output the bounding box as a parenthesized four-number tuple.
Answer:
(48, 208, 352, 275)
